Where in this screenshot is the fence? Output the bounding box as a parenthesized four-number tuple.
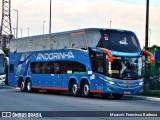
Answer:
(144, 62, 160, 96)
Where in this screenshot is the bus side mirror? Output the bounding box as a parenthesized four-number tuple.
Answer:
(98, 47, 113, 62)
(142, 50, 154, 64)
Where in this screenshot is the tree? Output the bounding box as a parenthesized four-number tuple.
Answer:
(150, 45, 160, 50)
(2, 48, 9, 56)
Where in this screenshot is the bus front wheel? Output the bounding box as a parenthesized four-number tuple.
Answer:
(82, 81, 92, 98)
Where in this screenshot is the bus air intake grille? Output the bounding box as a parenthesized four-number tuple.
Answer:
(115, 84, 139, 88)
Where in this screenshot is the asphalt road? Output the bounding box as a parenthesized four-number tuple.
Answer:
(0, 86, 160, 120)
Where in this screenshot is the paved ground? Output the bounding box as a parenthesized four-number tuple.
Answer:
(0, 85, 160, 120)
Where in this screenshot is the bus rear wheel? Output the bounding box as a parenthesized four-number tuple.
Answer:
(26, 80, 38, 93)
(112, 93, 123, 99)
(26, 80, 32, 93)
(71, 81, 81, 97)
(20, 81, 26, 92)
(82, 81, 92, 98)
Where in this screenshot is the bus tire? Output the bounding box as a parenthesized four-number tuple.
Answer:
(82, 81, 92, 98)
(26, 80, 33, 93)
(71, 81, 81, 97)
(26, 80, 38, 93)
(20, 80, 26, 92)
(112, 93, 123, 99)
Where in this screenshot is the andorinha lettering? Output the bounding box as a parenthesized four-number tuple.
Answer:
(36, 51, 74, 60)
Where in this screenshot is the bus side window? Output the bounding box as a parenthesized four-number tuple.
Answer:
(90, 50, 104, 74)
(60, 61, 69, 74)
(34, 63, 41, 73)
(9, 64, 14, 73)
(53, 62, 60, 74)
(72, 61, 86, 73)
(41, 63, 50, 74)
(30, 62, 42, 74)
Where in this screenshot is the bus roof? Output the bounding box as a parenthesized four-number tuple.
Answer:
(10, 28, 140, 53)
(12, 28, 133, 41)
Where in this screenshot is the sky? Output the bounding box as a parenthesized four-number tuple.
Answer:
(1, 0, 160, 48)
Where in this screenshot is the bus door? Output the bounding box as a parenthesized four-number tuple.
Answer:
(50, 62, 61, 88)
(30, 62, 60, 88)
(8, 63, 15, 86)
(89, 49, 106, 89)
(58, 61, 72, 90)
(38, 61, 69, 90)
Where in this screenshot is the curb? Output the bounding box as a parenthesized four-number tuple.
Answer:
(133, 95, 160, 102)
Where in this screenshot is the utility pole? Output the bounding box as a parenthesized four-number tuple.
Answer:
(49, 0, 52, 34)
(110, 21, 112, 29)
(43, 21, 46, 34)
(144, 0, 149, 94)
(27, 28, 29, 36)
(13, 9, 18, 38)
(0, 0, 13, 49)
(145, 0, 149, 51)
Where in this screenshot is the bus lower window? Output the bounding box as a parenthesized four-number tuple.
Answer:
(30, 61, 86, 74)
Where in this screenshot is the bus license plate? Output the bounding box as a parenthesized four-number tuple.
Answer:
(124, 91, 130, 95)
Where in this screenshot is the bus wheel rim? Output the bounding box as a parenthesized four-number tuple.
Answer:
(21, 81, 25, 90)
(84, 84, 89, 95)
(72, 84, 78, 94)
(27, 82, 31, 91)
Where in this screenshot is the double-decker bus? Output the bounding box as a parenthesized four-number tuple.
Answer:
(8, 28, 154, 99)
(0, 49, 7, 86)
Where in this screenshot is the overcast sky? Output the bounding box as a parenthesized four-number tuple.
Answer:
(1, 0, 160, 48)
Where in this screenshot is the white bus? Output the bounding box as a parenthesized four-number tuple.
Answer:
(0, 49, 7, 86)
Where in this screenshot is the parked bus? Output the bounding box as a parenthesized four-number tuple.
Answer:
(8, 28, 154, 99)
(0, 49, 8, 86)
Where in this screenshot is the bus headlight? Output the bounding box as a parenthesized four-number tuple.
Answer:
(138, 82, 144, 86)
(100, 77, 115, 85)
(108, 81, 115, 85)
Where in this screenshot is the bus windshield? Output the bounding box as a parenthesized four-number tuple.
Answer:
(107, 56, 143, 80)
(98, 30, 141, 52)
(0, 54, 5, 74)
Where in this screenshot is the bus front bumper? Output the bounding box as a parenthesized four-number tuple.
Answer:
(103, 84, 143, 95)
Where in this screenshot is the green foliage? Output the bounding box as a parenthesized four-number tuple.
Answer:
(2, 48, 9, 56)
(150, 45, 160, 50)
(145, 90, 160, 97)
